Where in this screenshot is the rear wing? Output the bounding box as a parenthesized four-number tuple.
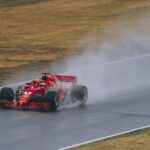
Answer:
(55, 75, 77, 85)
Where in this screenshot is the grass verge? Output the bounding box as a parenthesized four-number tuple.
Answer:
(71, 128, 150, 150)
(0, 0, 150, 69)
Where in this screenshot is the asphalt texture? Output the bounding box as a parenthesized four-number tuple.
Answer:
(0, 87, 149, 150)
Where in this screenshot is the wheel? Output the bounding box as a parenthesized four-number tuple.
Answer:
(44, 91, 59, 111)
(0, 87, 14, 101)
(71, 85, 88, 106)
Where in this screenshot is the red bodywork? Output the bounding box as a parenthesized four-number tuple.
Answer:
(0, 73, 77, 110)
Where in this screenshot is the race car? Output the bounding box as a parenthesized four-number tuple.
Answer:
(0, 73, 88, 111)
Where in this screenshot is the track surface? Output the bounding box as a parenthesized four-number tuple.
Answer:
(0, 88, 150, 150)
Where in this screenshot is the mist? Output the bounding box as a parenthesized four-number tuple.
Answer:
(63, 12, 150, 102)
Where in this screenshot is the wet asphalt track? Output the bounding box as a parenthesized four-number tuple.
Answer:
(0, 88, 150, 150)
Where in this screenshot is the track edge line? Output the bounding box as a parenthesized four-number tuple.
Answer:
(58, 124, 150, 150)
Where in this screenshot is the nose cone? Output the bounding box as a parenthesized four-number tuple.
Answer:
(16, 95, 30, 107)
(17, 100, 26, 107)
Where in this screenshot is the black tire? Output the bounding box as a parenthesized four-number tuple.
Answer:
(0, 87, 14, 101)
(71, 85, 88, 105)
(44, 91, 59, 111)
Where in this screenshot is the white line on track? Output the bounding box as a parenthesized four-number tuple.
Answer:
(62, 52, 150, 75)
(58, 125, 150, 150)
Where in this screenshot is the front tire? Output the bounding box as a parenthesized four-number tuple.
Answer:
(44, 91, 59, 111)
(0, 87, 14, 101)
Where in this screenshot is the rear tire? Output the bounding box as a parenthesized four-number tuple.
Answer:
(0, 87, 14, 101)
(71, 85, 88, 106)
(44, 91, 59, 111)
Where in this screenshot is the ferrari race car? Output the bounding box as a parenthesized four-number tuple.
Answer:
(0, 73, 88, 111)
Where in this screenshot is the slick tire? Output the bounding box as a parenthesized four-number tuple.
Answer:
(0, 87, 14, 101)
(71, 85, 88, 106)
(45, 91, 59, 111)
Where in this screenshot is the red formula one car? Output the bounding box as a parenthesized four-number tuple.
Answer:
(0, 73, 88, 111)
